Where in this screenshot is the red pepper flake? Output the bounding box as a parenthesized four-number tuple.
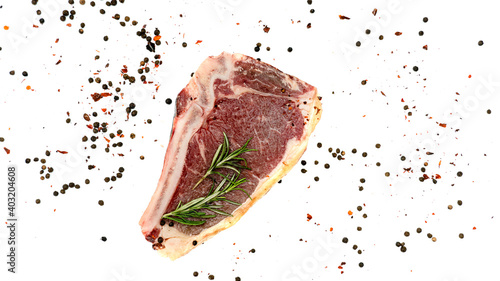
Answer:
(26, 85, 32, 90)
(91, 92, 112, 102)
(338, 261, 346, 271)
(395, 31, 403, 36)
(330, 227, 333, 231)
(263, 25, 270, 33)
(381, 91, 386, 96)
(56, 150, 68, 154)
(307, 214, 312, 221)
(118, 153, 124, 156)
(195, 40, 203, 45)
(4, 147, 10, 154)
(66, 23, 72, 27)
(3, 26, 9, 30)
(56, 60, 62, 65)
(372, 8, 378, 16)
(423, 45, 428, 50)
(339, 15, 350, 20)
(348, 210, 353, 215)
(423, 174, 429, 180)
(468, 74, 472, 78)
(101, 108, 107, 112)
(33, 24, 39, 28)
(438, 160, 442, 167)
(55, 38, 59, 43)
(401, 98, 405, 102)
(473, 226, 476, 230)
(439, 123, 447, 128)
(435, 174, 441, 179)
(86, 124, 93, 129)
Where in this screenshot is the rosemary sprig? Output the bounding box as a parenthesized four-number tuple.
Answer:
(162, 172, 251, 226)
(162, 133, 255, 226)
(192, 132, 256, 190)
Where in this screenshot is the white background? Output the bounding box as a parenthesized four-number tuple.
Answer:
(1, 0, 499, 280)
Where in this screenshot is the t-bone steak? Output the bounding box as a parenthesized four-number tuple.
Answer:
(139, 52, 322, 260)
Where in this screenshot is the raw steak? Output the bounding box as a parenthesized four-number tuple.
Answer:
(139, 52, 322, 260)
